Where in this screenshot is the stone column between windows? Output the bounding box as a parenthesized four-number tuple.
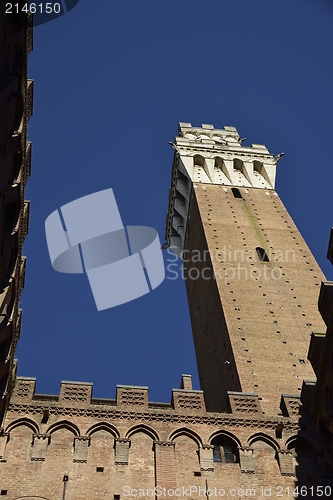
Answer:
(199, 444, 214, 471)
(239, 446, 255, 473)
(277, 449, 295, 476)
(154, 441, 177, 497)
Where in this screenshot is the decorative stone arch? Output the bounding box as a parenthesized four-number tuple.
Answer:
(253, 160, 264, 173)
(6, 417, 39, 435)
(126, 424, 159, 442)
(192, 154, 213, 183)
(169, 427, 202, 448)
(252, 160, 272, 187)
(209, 430, 241, 464)
(285, 435, 319, 475)
(193, 154, 206, 167)
(86, 422, 119, 438)
(212, 154, 223, 163)
(170, 427, 202, 473)
(232, 157, 253, 186)
(233, 158, 243, 171)
(46, 420, 80, 437)
(213, 155, 224, 166)
(213, 155, 232, 184)
(248, 432, 281, 474)
(285, 435, 315, 455)
(209, 430, 241, 448)
(123, 425, 157, 469)
(14, 497, 51, 500)
(248, 432, 279, 451)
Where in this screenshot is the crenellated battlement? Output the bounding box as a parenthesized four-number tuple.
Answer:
(166, 123, 283, 256)
(1, 372, 324, 495)
(11, 375, 207, 412)
(174, 123, 280, 191)
(8, 375, 308, 432)
(10, 375, 304, 423)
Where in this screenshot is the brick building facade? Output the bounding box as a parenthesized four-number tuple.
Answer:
(302, 228, 333, 474)
(0, 374, 327, 499)
(0, 122, 332, 498)
(0, 7, 332, 496)
(0, 5, 32, 424)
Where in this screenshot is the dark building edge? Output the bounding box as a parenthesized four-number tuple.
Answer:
(0, 7, 33, 424)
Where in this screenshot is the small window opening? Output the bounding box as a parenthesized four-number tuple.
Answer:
(0, 491, 7, 496)
(193, 471, 201, 477)
(212, 435, 239, 464)
(193, 154, 205, 168)
(275, 423, 283, 439)
(114, 495, 121, 500)
(256, 247, 269, 262)
(213, 444, 236, 463)
(41, 409, 49, 424)
(96, 467, 104, 472)
(231, 187, 242, 199)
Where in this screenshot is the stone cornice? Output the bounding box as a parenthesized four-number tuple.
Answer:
(7, 403, 300, 432)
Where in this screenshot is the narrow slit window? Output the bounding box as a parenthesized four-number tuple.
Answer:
(256, 247, 269, 262)
(231, 187, 242, 199)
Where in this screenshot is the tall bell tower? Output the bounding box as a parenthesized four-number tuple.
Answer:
(166, 123, 326, 416)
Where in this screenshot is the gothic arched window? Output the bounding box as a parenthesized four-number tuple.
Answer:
(211, 435, 239, 463)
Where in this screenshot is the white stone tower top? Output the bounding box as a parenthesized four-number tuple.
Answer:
(172, 122, 282, 189)
(166, 123, 284, 255)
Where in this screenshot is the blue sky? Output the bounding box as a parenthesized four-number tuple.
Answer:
(17, 0, 333, 402)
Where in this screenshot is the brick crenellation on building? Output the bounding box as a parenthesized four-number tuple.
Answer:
(1, 10, 333, 494)
(0, 374, 329, 499)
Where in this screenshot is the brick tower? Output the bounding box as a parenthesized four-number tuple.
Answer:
(166, 123, 326, 416)
(1, 122, 333, 498)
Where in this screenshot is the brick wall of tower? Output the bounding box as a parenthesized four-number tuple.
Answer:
(182, 190, 242, 409)
(0, 8, 33, 424)
(0, 376, 331, 499)
(183, 183, 325, 415)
